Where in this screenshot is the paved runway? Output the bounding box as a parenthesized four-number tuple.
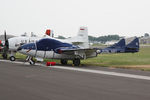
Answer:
(0, 60, 150, 100)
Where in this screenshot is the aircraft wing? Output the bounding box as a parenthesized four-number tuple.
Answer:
(55, 47, 97, 59)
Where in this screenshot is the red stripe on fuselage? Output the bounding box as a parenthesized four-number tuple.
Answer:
(26, 49, 32, 53)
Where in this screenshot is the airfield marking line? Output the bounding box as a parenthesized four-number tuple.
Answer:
(1, 59, 150, 81)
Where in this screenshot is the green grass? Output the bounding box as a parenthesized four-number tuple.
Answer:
(15, 53, 27, 59)
(82, 47, 150, 66)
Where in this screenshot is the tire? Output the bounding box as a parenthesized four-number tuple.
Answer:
(9, 56, 16, 61)
(73, 58, 80, 66)
(61, 59, 68, 65)
(29, 59, 35, 65)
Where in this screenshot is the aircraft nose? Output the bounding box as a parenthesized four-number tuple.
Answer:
(17, 46, 22, 51)
(0, 40, 4, 50)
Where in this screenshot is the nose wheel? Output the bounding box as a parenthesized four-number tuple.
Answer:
(26, 56, 35, 65)
(29, 59, 35, 65)
(9, 56, 16, 61)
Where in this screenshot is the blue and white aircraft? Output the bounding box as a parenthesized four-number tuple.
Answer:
(1, 27, 88, 61)
(100, 38, 139, 53)
(17, 38, 97, 66)
(17, 27, 97, 66)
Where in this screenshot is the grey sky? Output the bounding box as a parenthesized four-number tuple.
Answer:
(0, 0, 150, 37)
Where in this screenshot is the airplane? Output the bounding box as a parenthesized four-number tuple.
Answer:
(0, 27, 93, 62)
(99, 37, 139, 53)
(0, 30, 53, 61)
(17, 27, 98, 66)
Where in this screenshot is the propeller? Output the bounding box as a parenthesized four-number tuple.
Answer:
(2, 30, 9, 59)
(4, 31, 9, 49)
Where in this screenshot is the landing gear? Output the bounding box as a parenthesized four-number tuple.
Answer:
(26, 56, 35, 65)
(2, 53, 7, 59)
(73, 58, 80, 66)
(29, 59, 35, 65)
(9, 51, 16, 61)
(60, 59, 68, 65)
(9, 56, 16, 61)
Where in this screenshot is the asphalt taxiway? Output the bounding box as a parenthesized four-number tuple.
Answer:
(0, 60, 150, 100)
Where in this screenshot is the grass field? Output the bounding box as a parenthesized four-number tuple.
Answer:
(81, 46, 150, 70)
(0, 46, 150, 71)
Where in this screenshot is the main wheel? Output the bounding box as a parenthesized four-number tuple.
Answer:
(73, 58, 80, 66)
(9, 56, 16, 61)
(60, 59, 68, 65)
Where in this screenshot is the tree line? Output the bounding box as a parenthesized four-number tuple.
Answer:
(57, 35, 120, 43)
(88, 35, 120, 43)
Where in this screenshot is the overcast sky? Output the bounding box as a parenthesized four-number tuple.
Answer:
(0, 0, 150, 37)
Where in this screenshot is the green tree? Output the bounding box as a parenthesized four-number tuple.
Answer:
(89, 35, 120, 43)
(57, 36, 66, 39)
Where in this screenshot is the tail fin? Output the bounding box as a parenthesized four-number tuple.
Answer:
(100, 39, 125, 53)
(77, 27, 89, 48)
(111, 39, 125, 47)
(45, 29, 54, 37)
(68, 27, 89, 49)
(78, 27, 88, 39)
(126, 38, 139, 48)
(45, 29, 51, 36)
(125, 38, 139, 52)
